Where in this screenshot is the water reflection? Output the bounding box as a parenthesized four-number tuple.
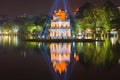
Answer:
(50, 43, 79, 74)
(0, 36, 19, 47)
(49, 43, 79, 80)
(50, 43, 70, 74)
(75, 37, 120, 66)
(0, 35, 120, 80)
(23, 37, 120, 74)
(110, 37, 118, 46)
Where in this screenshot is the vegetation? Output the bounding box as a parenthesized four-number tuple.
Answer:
(75, 1, 120, 36)
(1, 20, 19, 35)
(0, 15, 47, 39)
(0, 1, 119, 39)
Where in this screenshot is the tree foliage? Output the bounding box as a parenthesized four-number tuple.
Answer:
(1, 20, 19, 33)
(75, 1, 120, 33)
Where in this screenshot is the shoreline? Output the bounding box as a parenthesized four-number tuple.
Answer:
(24, 39, 105, 43)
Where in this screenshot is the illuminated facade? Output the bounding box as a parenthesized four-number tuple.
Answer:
(49, 9, 71, 39)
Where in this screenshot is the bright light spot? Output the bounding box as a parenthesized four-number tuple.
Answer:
(110, 37, 118, 45)
(77, 32, 84, 39)
(38, 43, 41, 48)
(87, 29, 91, 32)
(118, 58, 120, 64)
(95, 41, 98, 46)
(110, 31, 118, 34)
(73, 35, 75, 38)
(14, 29, 18, 33)
(23, 51, 26, 57)
(42, 35, 45, 38)
(85, 28, 91, 34)
(4, 31, 8, 34)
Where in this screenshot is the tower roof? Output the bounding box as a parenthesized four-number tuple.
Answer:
(53, 9, 67, 20)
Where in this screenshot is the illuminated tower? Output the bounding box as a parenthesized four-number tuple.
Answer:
(49, 9, 71, 39)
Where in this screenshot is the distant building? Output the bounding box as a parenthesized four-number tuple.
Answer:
(0, 15, 15, 21)
(0, 15, 8, 20)
(18, 14, 33, 19)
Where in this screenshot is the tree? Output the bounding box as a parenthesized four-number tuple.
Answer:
(23, 20, 36, 34)
(34, 15, 47, 26)
(110, 17, 120, 29)
(75, 1, 120, 35)
(75, 3, 95, 34)
(1, 20, 19, 34)
(75, 2, 94, 19)
(103, 0, 120, 31)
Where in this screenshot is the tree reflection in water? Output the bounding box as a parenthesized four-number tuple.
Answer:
(14, 35, 119, 80)
(38, 37, 120, 80)
(0, 35, 120, 80)
(0, 36, 19, 47)
(75, 37, 120, 67)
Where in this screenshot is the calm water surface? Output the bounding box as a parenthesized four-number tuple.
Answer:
(0, 36, 120, 80)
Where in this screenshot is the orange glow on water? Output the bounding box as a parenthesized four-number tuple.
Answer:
(53, 61, 67, 74)
(75, 55, 79, 61)
(74, 52, 79, 61)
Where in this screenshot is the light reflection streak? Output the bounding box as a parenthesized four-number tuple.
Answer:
(110, 37, 118, 46)
(0, 36, 19, 47)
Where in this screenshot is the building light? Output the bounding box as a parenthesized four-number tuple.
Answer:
(42, 35, 45, 38)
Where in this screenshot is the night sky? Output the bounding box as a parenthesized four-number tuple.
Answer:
(0, 0, 120, 16)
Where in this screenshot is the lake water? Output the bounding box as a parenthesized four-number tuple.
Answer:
(0, 36, 120, 80)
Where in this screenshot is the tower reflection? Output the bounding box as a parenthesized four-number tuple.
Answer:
(50, 43, 79, 75)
